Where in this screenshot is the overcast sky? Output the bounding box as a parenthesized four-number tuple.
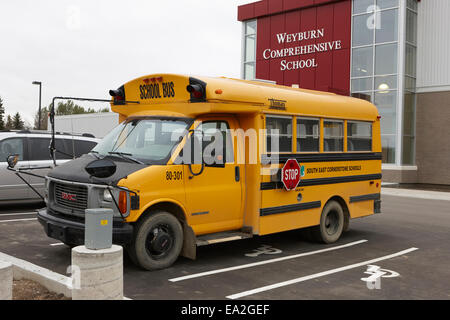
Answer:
(0, 0, 254, 125)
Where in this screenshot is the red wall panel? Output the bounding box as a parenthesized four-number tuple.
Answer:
(253, 0, 351, 95)
(254, 1, 268, 17)
(256, 16, 271, 61)
(283, 10, 302, 86)
(238, 3, 255, 21)
(333, 0, 352, 49)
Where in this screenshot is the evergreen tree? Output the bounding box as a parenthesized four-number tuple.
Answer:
(12, 112, 24, 130)
(0, 96, 5, 130)
(5, 115, 13, 130)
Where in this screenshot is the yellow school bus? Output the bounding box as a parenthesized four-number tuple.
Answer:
(37, 74, 381, 270)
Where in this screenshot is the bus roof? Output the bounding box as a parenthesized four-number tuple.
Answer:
(110, 74, 379, 121)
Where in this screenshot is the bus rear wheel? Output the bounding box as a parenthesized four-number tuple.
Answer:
(311, 200, 344, 244)
(130, 211, 183, 271)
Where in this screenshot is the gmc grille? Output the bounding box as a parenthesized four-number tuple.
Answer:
(53, 182, 88, 212)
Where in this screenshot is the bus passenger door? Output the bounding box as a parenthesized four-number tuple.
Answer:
(183, 117, 243, 235)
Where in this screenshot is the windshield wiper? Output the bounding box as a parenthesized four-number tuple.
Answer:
(108, 151, 145, 165)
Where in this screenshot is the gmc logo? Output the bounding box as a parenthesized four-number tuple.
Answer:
(61, 192, 77, 201)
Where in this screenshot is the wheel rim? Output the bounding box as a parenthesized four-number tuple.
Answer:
(145, 223, 175, 260)
(325, 210, 340, 236)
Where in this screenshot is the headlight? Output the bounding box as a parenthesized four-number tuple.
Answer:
(103, 188, 113, 202)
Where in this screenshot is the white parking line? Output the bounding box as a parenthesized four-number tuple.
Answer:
(50, 243, 65, 246)
(169, 239, 368, 283)
(0, 218, 37, 223)
(0, 212, 37, 216)
(226, 247, 419, 300)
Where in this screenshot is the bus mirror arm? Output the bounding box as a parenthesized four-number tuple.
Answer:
(6, 166, 46, 201)
(188, 162, 204, 179)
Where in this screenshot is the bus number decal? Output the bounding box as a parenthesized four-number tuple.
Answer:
(166, 170, 183, 181)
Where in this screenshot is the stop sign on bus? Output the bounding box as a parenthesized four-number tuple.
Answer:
(282, 159, 302, 191)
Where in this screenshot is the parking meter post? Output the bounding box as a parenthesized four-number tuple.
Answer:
(85, 208, 113, 250)
(0, 261, 13, 300)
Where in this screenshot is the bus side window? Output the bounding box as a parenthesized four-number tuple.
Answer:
(297, 118, 320, 152)
(323, 120, 344, 152)
(266, 116, 292, 153)
(199, 121, 233, 167)
(347, 121, 372, 151)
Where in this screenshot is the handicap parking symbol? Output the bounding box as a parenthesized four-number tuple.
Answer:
(245, 245, 282, 257)
(361, 265, 400, 290)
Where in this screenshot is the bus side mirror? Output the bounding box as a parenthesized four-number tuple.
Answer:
(7, 154, 19, 169)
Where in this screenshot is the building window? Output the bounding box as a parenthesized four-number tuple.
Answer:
(266, 115, 292, 153)
(402, 3, 418, 165)
(324, 120, 344, 152)
(352, 46, 374, 77)
(375, 8, 398, 43)
(242, 19, 256, 80)
(375, 43, 398, 75)
(297, 118, 320, 152)
(348, 121, 372, 151)
(351, 0, 417, 165)
(351, 0, 400, 163)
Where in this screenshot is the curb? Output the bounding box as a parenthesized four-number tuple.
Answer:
(0, 251, 132, 300)
(381, 187, 450, 201)
(0, 251, 72, 298)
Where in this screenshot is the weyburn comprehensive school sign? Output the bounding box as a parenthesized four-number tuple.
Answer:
(262, 28, 343, 71)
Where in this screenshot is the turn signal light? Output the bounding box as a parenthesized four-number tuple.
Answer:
(119, 191, 127, 214)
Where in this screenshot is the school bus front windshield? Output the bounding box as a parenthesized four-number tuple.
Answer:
(91, 117, 192, 164)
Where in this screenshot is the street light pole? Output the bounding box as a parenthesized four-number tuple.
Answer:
(32, 81, 42, 130)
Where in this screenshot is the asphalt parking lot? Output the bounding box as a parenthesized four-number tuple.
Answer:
(0, 192, 449, 300)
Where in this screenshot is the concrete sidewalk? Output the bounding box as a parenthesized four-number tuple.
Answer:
(381, 187, 450, 201)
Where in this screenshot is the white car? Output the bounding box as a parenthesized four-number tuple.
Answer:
(0, 130, 100, 202)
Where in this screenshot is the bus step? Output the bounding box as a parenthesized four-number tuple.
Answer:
(196, 231, 252, 247)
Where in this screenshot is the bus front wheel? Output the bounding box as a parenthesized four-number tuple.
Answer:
(311, 200, 344, 244)
(130, 211, 183, 271)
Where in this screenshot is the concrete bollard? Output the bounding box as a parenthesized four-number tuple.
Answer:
(0, 261, 13, 300)
(71, 245, 123, 300)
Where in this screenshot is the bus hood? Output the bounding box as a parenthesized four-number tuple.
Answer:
(47, 154, 147, 185)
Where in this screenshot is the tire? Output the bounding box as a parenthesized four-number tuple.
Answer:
(343, 214, 350, 232)
(129, 211, 183, 271)
(311, 200, 344, 244)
